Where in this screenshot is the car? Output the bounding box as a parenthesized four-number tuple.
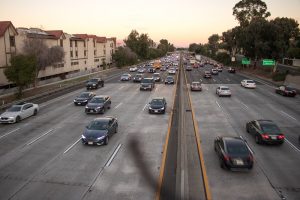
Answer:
(148, 97, 167, 114)
(168, 68, 176, 75)
(153, 73, 161, 82)
(133, 74, 144, 82)
(275, 85, 297, 97)
(85, 95, 111, 114)
(148, 67, 156, 73)
(0, 102, 39, 123)
(246, 120, 285, 145)
(160, 66, 167, 71)
(138, 68, 146, 73)
(129, 66, 138, 72)
(228, 67, 236, 73)
(74, 92, 96, 106)
(190, 82, 202, 91)
(203, 71, 212, 78)
(241, 80, 256, 88)
(120, 73, 132, 81)
(216, 86, 231, 97)
(165, 76, 175, 84)
(186, 66, 192, 71)
(86, 78, 104, 90)
(140, 78, 155, 91)
(217, 67, 223, 72)
(211, 68, 219, 75)
(214, 136, 253, 170)
(81, 117, 118, 145)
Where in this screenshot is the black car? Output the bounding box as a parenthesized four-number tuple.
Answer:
(133, 74, 144, 82)
(275, 85, 297, 97)
(148, 97, 167, 114)
(86, 78, 104, 89)
(82, 117, 118, 145)
(140, 78, 155, 91)
(246, 120, 285, 145)
(165, 76, 175, 84)
(85, 95, 111, 114)
(228, 67, 236, 73)
(74, 92, 95, 106)
(214, 136, 253, 170)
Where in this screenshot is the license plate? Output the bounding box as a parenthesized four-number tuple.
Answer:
(90, 110, 94, 113)
(155, 110, 158, 113)
(78, 103, 81, 105)
(235, 159, 244, 165)
(88, 142, 93, 145)
(271, 136, 276, 140)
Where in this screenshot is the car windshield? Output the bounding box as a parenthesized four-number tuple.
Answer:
(261, 124, 281, 134)
(247, 80, 254, 83)
(192, 83, 200, 86)
(151, 99, 164, 105)
(122, 74, 129, 77)
(226, 142, 249, 155)
(79, 93, 90, 98)
(142, 79, 153, 83)
(221, 88, 229, 90)
(90, 98, 105, 103)
(7, 106, 22, 112)
(89, 79, 98, 83)
(166, 77, 173, 80)
(87, 120, 109, 130)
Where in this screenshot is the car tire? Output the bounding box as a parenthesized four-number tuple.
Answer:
(33, 109, 38, 116)
(255, 135, 261, 144)
(16, 116, 21, 123)
(104, 136, 109, 145)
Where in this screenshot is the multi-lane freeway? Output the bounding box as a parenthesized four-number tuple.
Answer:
(0, 55, 299, 200)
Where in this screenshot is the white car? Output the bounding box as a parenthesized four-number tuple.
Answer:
(168, 68, 176, 75)
(137, 68, 146, 73)
(129, 66, 137, 72)
(241, 80, 256, 88)
(0, 102, 39, 123)
(216, 86, 231, 97)
(120, 73, 132, 81)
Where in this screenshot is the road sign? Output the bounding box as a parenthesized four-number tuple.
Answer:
(262, 59, 275, 66)
(242, 58, 250, 65)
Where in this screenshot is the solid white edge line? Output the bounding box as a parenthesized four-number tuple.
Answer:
(114, 102, 123, 109)
(64, 138, 81, 154)
(285, 138, 300, 154)
(0, 128, 20, 140)
(215, 101, 221, 108)
(118, 86, 125, 90)
(27, 129, 54, 145)
(105, 143, 122, 167)
(280, 111, 297, 121)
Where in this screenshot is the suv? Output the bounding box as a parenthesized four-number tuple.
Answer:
(85, 95, 111, 114)
(140, 78, 155, 91)
(86, 78, 104, 90)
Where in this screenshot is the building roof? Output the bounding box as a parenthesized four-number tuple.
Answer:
(73, 34, 89, 40)
(96, 37, 106, 43)
(45, 30, 65, 39)
(0, 21, 17, 37)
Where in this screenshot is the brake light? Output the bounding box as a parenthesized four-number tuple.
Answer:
(277, 134, 285, 140)
(224, 154, 230, 161)
(262, 134, 270, 139)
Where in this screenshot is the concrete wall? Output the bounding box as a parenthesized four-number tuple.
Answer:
(284, 75, 300, 91)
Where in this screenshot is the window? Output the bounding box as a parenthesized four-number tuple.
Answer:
(94, 59, 99, 62)
(93, 40, 95, 47)
(71, 62, 79, 66)
(9, 36, 15, 47)
(94, 50, 97, 56)
(75, 41, 77, 47)
(70, 40, 72, 47)
(84, 50, 87, 57)
(70, 51, 73, 58)
(103, 50, 106, 55)
(84, 41, 86, 47)
(75, 51, 78, 57)
(60, 39, 63, 47)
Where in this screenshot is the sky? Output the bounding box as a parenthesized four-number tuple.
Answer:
(1, 0, 299, 47)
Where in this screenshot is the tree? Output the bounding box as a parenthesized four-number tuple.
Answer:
(208, 34, 220, 56)
(4, 55, 36, 98)
(112, 47, 138, 67)
(233, 0, 271, 27)
(22, 38, 64, 86)
(124, 30, 140, 53)
(138, 33, 150, 59)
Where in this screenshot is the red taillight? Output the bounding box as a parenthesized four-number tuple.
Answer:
(277, 134, 285, 140)
(262, 134, 270, 139)
(224, 154, 230, 161)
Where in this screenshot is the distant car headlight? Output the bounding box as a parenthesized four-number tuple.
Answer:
(97, 135, 106, 140)
(85, 105, 89, 109)
(82, 135, 86, 139)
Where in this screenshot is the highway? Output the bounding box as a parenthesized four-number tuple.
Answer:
(0, 59, 300, 200)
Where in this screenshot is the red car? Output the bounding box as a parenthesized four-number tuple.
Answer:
(275, 85, 297, 97)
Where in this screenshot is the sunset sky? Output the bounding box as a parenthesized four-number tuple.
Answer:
(1, 0, 299, 47)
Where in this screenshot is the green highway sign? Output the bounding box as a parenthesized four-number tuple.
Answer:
(262, 59, 275, 66)
(242, 58, 250, 65)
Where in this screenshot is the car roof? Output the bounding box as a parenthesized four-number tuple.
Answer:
(166, 76, 174, 78)
(154, 73, 160, 75)
(192, 82, 200, 84)
(219, 86, 229, 89)
(256, 119, 274, 125)
(152, 97, 165, 100)
(93, 117, 112, 122)
(143, 77, 153, 80)
(93, 95, 108, 98)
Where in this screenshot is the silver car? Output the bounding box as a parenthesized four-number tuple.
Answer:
(0, 102, 39, 123)
(216, 86, 231, 97)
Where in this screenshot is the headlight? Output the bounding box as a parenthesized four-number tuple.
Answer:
(83, 100, 88, 102)
(82, 135, 86, 139)
(85, 106, 89, 109)
(160, 107, 165, 110)
(96, 106, 102, 110)
(73, 100, 76, 102)
(97, 136, 106, 140)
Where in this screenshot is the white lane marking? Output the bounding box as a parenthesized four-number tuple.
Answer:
(213, 79, 216, 82)
(285, 139, 300, 154)
(67, 102, 74, 106)
(280, 111, 297, 121)
(64, 138, 81, 154)
(0, 128, 20, 140)
(27, 129, 54, 145)
(114, 102, 123, 109)
(105, 143, 122, 167)
(118, 86, 125, 90)
(216, 101, 221, 108)
(142, 104, 148, 111)
(236, 99, 249, 109)
(226, 78, 230, 82)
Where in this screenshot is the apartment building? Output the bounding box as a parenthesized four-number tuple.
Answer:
(0, 21, 116, 88)
(0, 21, 17, 88)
